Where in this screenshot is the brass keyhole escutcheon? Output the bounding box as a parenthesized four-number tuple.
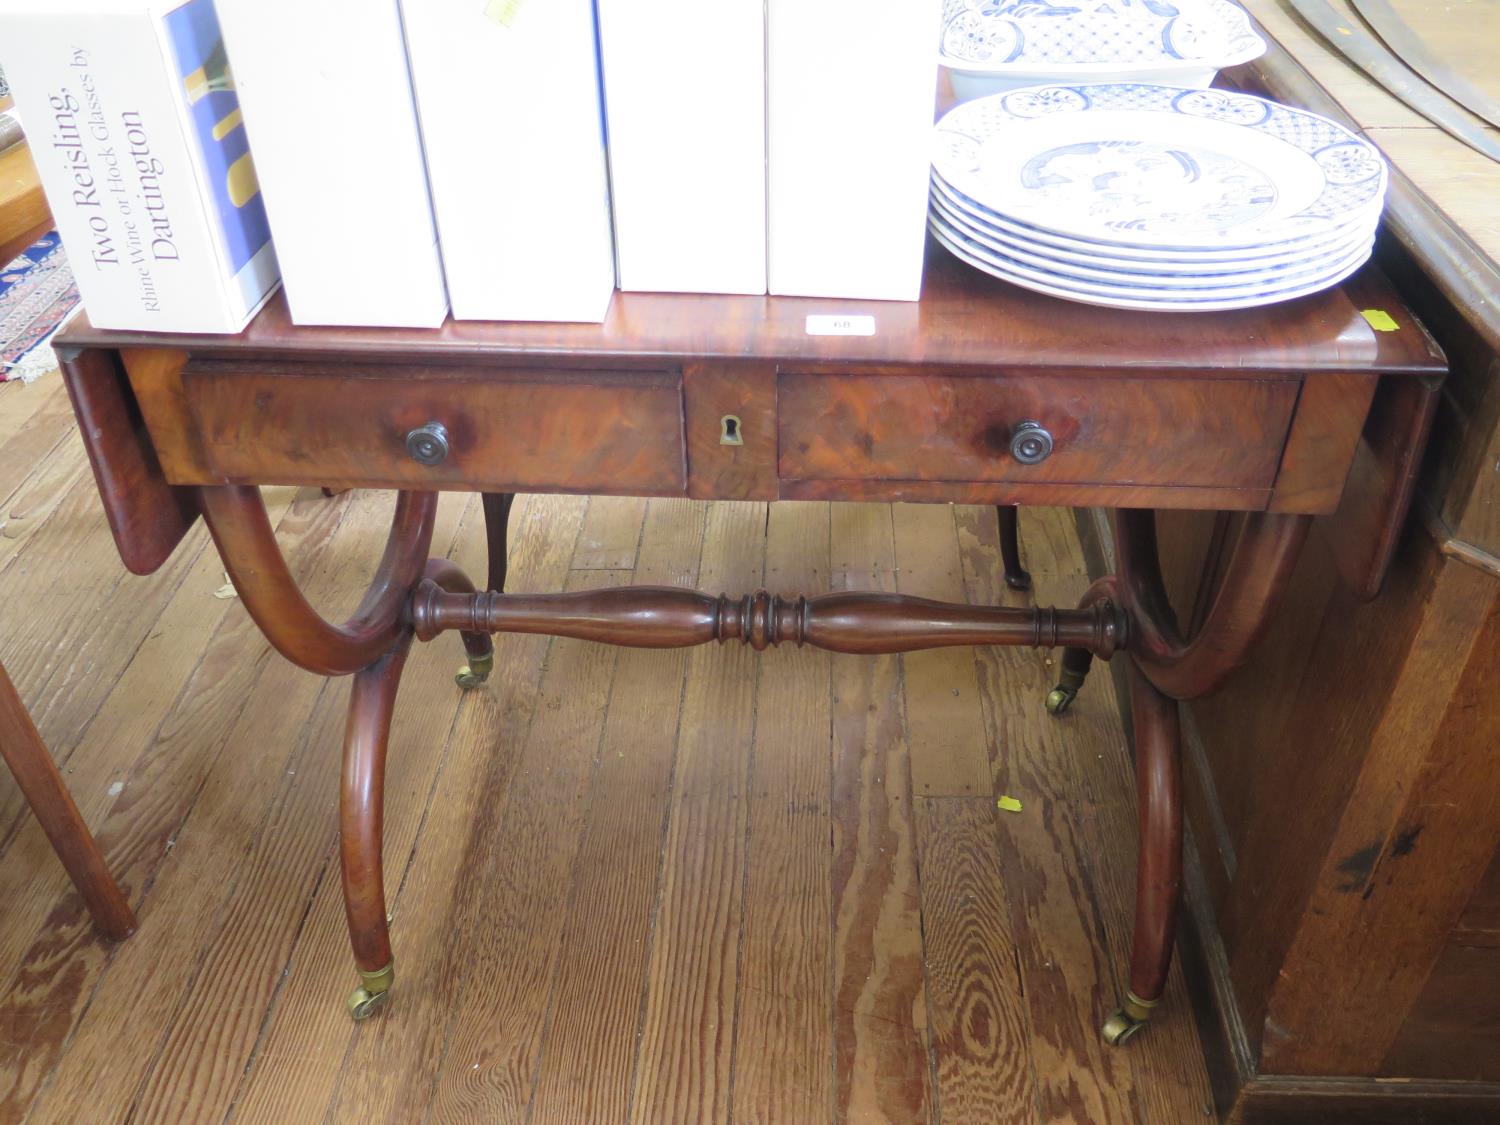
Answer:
(720, 414, 744, 446)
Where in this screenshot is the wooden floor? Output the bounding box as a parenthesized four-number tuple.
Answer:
(0, 375, 1213, 1123)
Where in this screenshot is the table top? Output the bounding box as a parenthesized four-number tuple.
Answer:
(61, 241, 1443, 378)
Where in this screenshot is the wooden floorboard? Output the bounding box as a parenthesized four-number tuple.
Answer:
(730, 502, 834, 1125)
(628, 501, 767, 1125)
(0, 377, 1213, 1124)
(528, 498, 706, 1125)
(829, 503, 933, 1125)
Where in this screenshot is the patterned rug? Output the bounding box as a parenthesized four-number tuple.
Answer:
(1, 232, 80, 383)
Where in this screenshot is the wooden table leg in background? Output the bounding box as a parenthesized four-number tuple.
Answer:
(481, 491, 514, 596)
(996, 505, 1032, 591)
(0, 661, 136, 942)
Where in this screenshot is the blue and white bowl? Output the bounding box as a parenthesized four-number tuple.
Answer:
(939, 0, 1267, 102)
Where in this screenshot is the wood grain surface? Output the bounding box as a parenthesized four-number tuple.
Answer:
(0, 142, 50, 267)
(0, 377, 1216, 1123)
(61, 247, 1442, 380)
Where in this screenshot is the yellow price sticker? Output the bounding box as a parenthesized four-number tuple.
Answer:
(1361, 308, 1400, 332)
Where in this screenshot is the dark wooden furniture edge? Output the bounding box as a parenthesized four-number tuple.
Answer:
(56, 345, 200, 576)
(1075, 512, 1500, 1123)
(1322, 372, 1443, 598)
(1179, 834, 1500, 1124)
(1227, 28, 1500, 361)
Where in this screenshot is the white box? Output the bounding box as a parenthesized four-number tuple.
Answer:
(0, 0, 280, 332)
(214, 0, 447, 327)
(595, 0, 766, 295)
(768, 0, 942, 300)
(400, 0, 614, 322)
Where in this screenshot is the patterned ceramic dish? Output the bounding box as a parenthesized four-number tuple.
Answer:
(927, 207, 1372, 299)
(939, 0, 1267, 101)
(928, 190, 1372, 286)
(928, 214, 1371, 311)
(932, 84, 1387, 251)
(929, 172, 1372, 267)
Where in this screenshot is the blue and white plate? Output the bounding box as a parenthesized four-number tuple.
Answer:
(928, 214, 1371, 311)
(933, 84, 1387, 251)
(930, 172, 1370, 268)
(929, 190, 1370, 288)
(928, 208, 1371, 300)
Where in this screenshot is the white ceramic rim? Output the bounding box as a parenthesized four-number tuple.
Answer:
(930, 171, 1377, 265)
(929, 218, 1371, 311)
(929, 191, 1371, 288)
(928, 209, 1373, 301)
(937, 43, 1265, 77)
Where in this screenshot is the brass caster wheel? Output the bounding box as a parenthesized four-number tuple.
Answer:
(1101, 992, 1156, 1047)
(348, 986, 390, 1021)
(346, 962, 394, 1022)
(454, 652, 494, 691)
(1045, 686, 1078, 716)
(1003, 568, 1032, 592)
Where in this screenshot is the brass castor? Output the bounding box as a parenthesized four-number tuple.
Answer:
(1045, 685, 1078, 716)
(347, 962, 395, 1021)
(454, 651, 495, 691)
(1101, 992, 1157, 1046)
(1003, 567, 1032, 592)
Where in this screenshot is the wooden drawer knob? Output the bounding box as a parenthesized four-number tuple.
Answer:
(1010, 420, 1053, 465)
(405, 422, 450, 466)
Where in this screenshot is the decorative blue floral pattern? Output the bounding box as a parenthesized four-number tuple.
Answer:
(940, 0, 1263, 70)
(1017, 140, 1278, 232)
(1174, 88, 1271, 125)
(932, 83, 1388, 247)
(1000, 85, 1093, 117)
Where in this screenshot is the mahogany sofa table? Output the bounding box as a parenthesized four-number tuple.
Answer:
(52, 246, 1445, 1044)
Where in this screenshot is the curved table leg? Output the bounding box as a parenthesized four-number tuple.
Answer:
(340, 633, 413, 1020)
(341, 558, 491, 1019)
(996, 505, 1031, 591)
(1085, 509, 1309, 1046)
(1045, 511, 1310, 714)
(1117, 509, 1311, 701)
(482, 492, 515, 596)
(198, 485, 437, 677)
(1103, 662, 1183, 1045)
(197, 485, 499, 1018)
(0, 662, 136, 941)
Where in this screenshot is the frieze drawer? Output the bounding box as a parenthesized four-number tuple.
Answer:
(776, 372, 1299, 491)
(178, 361, 687, 495)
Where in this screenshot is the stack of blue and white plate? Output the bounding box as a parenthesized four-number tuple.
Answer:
(930, 84, 1390, 311)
